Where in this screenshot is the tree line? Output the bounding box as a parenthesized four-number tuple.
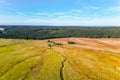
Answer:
(0, 26, 120, 39)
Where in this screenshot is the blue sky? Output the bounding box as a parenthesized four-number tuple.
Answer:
(0, 0, 120, 26)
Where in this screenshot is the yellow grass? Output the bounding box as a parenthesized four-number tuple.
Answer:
(0, 38, 120, 80)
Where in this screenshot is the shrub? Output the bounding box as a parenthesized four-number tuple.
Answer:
(48, 40, 51, 42)
(68, 41, 77, 44)
(55, 43, 62, 45)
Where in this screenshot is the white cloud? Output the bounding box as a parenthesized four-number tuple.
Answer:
(16, 12, 25, 16)
(88, 6, 99, 10)
(1, 14, 120, 26)
(0, 6, 120, 26)
(71, 9, 83, 13)
(33, 12, 48, 15)
(31, 12, 66, 18)
(24, 17, 120, 26)
(54, 12, 65, 15)
(107, 0, 120, 12)
(83, 6, 100, 11)
(32, 9, 86, 18)
(108, 6, 120, 12)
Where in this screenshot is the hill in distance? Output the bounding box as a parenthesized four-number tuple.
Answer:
(0, 38, 120, 80)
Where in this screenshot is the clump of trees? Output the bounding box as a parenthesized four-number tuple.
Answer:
(48, 40, 62, 49)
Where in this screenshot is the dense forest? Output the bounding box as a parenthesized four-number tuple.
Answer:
(0, 25, 120, 39)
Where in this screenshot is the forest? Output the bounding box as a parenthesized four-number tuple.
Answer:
(0, 25, 120, 39)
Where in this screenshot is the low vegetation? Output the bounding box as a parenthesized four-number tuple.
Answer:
(68, 41, 77, 44)
(0, 38, 120, 80)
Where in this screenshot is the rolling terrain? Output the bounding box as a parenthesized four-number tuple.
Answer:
(0, 38, 120, 80)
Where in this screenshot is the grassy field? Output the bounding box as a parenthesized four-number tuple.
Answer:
(0, 38, 120, 80)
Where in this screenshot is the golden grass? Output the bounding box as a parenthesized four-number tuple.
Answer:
(0, 38, 120, 80)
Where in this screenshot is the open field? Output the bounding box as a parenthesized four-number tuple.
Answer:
(0, 38, 120, 80)
(0, 28, 4, 31)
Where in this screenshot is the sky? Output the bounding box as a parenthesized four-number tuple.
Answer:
(0, 0, 120, 26)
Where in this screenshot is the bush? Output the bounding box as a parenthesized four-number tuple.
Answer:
(48, 40, 62, 45)
(48, 40, 51, 42)
(68, 41, 77, 44)
(55, 43, 62, 45)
